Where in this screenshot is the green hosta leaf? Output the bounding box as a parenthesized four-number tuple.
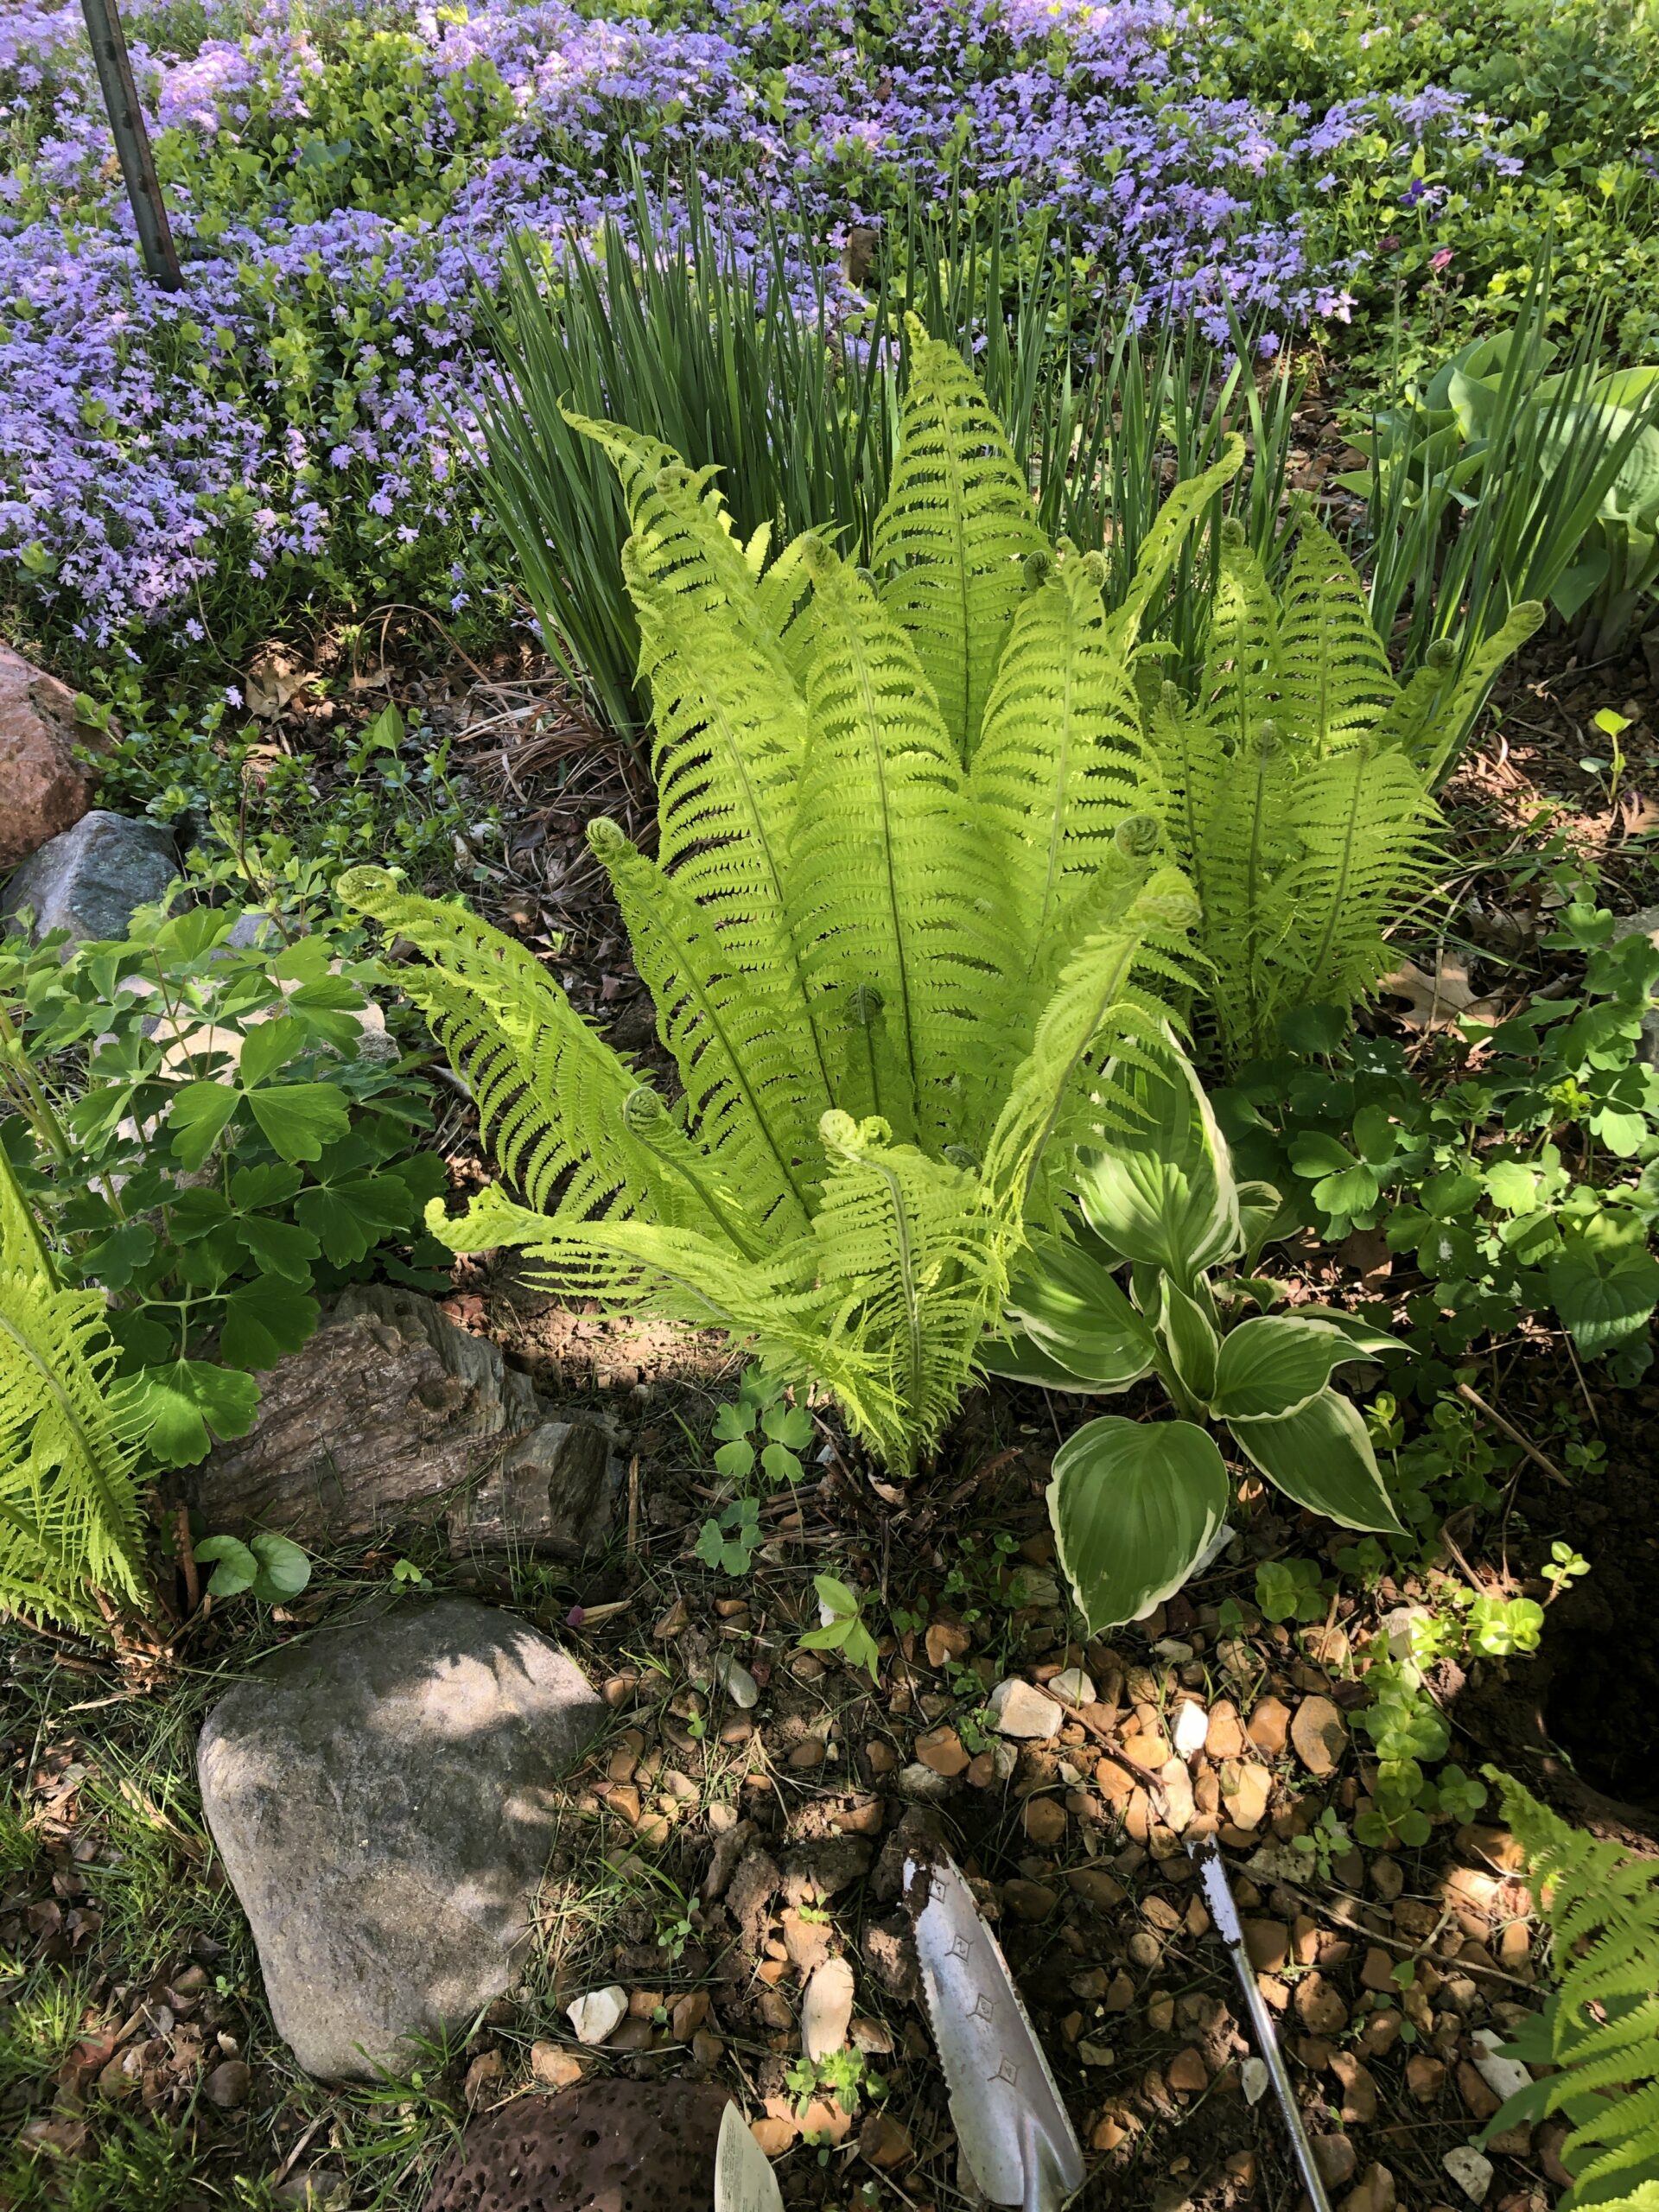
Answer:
(249, 1529, 311, 1602)
(1548, 1234, 1659, 1355)
(233, 1212, 321, 1283)
(219, 1278, 321, 1370)
(1048, 1415, 1230, 1631)
(116, 1361, 262, 1467)
(193, 1533, 258, 1598)
(1160, 1281, 1219, 1405)
(978, 1329, 1125, 1391)
(245, 1083, 352, 1165)
(1074, 1045, 1240, 1283)
(1211, 1315, 1345, 1421)
(1291, 1306, 1408, 1360)
(168, 1081, 240, 1172)
(1005, 1231, 1158, 1389)
(1229, 1389, 1405, 1532)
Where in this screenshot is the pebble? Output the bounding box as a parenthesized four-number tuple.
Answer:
(1313, 2136, 1358, 2190)
(788, 1736, 827, 1769)
(897, 1762, 952, 1801)
(803, 1956, 855, 2061)
(1406, 2054, 1446, 2101)
(1222, 1761, 1272, 1831)
(720, 1659, 760, 1710)
(914, 1726, 969, 1777)
(1241, 2056, 1269, 2104)
(530, 2042, 587, 2088)
(567, 1986, 628, 2045)
(204, 2059, 251, 2109)
(1049, 1667, 1096, 1707)
(1248, 1697, 1292, 1755)
(1471, 2027, 1531, 2103)
(1002, 1878, 1058, 1923)
(1172, 1701, 1209, 1758)
(1443, 2148, 1495, 2203)
(1024, 1796, 1068, 1847)
(1067, 1866, 1128, 1911)
(1290, 1695, 1348, 1777)
(1205, 1700, 1245, 1758)
(1078, 2039, 1117, 2067)
(988, 1679, 1063, 1738)
(1167, 2047, 1209, 2094)
(1294, 1972, 1348, 2036)
(1159, 1758, 1195, 1833)
(860, 2113, 912, 2170)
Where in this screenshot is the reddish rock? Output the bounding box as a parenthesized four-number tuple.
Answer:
(1248, 1697, 1292, 1755)
(0, 646, 102, 871)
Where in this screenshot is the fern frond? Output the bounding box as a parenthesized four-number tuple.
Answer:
(339, 868, 689, 1228)
(871, 322, 1046, 760)
(970, 551, 1151, 981)
(1201, 534, 1281, 753)
(810, 1111, 1003, 1471)
(0, 1154, 147, 1627)
(1497, 1774, 1659, 2212)
(981, 842, 1201, 1225)
(588, 817, 821, 1230)
(1105, 434, 1246, 649)
(785, 541, 1010, 1154)
(1275, 739, 1439, 1014)
(1376, 600, 1547, 779)
(1274, 522, 1400, 752)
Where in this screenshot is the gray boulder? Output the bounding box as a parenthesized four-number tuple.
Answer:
(198, 1597, 605, 2079)
(1, 808, 177, 945)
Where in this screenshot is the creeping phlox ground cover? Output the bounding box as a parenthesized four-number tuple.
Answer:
(3, 0, 1644, 661)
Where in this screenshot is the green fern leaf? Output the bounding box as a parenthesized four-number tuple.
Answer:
(1274, 522, 1400, 752)
(970, 550, 1149, 980)
(0, 1154, 146, 1629)
(785, 540, 1010, 1153)
(871, 322, 1046, 760)
(1105, 434, 1246, 647)
(587, 817, 821, 1230)
(338, 867, 695, 1228)
(1278, 739, 1439, 1014)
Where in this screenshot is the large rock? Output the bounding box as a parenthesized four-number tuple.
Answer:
(0, 645, 104, 871)
(1, 808, 176, 944)
(198, 1597, 606, 2078)
(186, 1285, 613, 1555)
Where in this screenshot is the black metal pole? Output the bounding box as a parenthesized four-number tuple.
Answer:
(79, 0, 182, 290)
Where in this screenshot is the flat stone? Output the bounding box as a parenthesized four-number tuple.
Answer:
(0, 646, 105, 871)
(2, 808, 175, 946)
(1247, 1696, 1292, 1756)
(1442, 2147, 1494, 2203)
(988, 1678, 1062, 1738)
(198, 1596, 605, 2078)
(1291, 1695, 1349, 1777)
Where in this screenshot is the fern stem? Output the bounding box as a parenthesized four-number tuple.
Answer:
(629, 1128, 763, 1262)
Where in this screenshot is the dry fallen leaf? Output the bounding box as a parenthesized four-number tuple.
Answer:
(1378, 957, 1503, 1032)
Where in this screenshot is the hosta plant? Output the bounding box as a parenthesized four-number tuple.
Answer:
(982, 1040, 1408, 1627)
(343, 329, 1236, 1471)
(1151, 520, 1539, 1066)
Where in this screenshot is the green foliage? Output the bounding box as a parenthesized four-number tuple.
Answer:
(1349, 314, 1659, 664)
(0, 1150, 148, 1630)
(192, 1527, 311, 1604)
(710, 1370, 814, 1486)
(344, 329, 1211, 1472)
(474, 174, 1305, 736)
(1484, 1773, 1659, 2210)
(694, 1495, 763, 1576)
(1152, 518, 1533, 1065)
(799, 1573, 880, 1681)
(1255, 1556, 1327, 1624)
(1353, 1652, 1486, 1846)
(0, 899, 449, 1467)
(1218, 893, 1659, 1389)
(984, 1038, 1408, 1629)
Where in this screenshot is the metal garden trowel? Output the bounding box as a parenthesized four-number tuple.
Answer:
(905, 1853, 1085, 2212)
(714, 2102, 785, 2212)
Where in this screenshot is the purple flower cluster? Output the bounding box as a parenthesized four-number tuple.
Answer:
(0, 0, 1501, 650)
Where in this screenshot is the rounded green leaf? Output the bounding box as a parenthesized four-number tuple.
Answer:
(1048, 1415, 1230, 1631)
(249, 1529, 311, 1601)
(193, 1533, 257, 1598)
(1211, 1315, 1345, 1421)
(1229, 1389, 1405, 1533)
(1160, 1280, 1219, 1405)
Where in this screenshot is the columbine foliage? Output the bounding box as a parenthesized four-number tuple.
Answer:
(1482, 1773, 1659, 2211)
(983, 1041, 1407, 1628)
(344, 329, 1211, 1472)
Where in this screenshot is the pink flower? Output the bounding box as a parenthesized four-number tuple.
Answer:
(1430, 246, 1454, 271)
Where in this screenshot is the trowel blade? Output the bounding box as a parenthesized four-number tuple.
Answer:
(905, 1853, 1084, 2212)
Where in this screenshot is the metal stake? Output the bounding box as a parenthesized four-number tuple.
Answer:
(1189, 1834, 1335, 2212)
(79, 0, 182, 290)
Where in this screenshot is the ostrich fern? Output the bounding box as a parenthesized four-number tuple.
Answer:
(0, 1151, 148, 1629)
(342, 329, 1220, 1471)
(1152, 522, 1542, 1065)
(1481, 1775, 1659, 2212)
